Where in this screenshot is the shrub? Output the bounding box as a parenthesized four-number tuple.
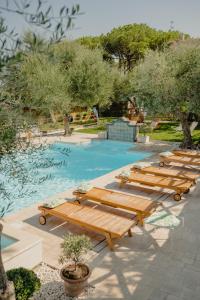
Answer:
(7, 267, 41, 300)
(59, 234, 92, 268)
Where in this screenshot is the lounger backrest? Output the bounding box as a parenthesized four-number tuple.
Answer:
(85, 187, 157, 213)
(127, 172, 192, 189)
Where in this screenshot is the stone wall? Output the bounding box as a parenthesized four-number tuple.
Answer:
(106, 118, 138, 142)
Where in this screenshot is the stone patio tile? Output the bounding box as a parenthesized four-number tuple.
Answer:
(157, 271, 184, 297)
(195, 250, 200, 261)
(148, 289, 169, 300)
(159, 283, 183, 298)
(181, 287, 200, 300)
(124, 284, 154, 300)
(166, 295, 180, 300)
(89, 267, 132, 299)
(183, 260, 200, 272)
(182, 268, 200, 290)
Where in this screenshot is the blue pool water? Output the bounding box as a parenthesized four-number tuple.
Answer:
(1, 140, 151, 214)
(1, 234, 17, 249)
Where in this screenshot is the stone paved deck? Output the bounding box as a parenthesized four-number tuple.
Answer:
(4, 133, 200, 300)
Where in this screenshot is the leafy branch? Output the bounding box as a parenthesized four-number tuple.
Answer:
(0, 0, 81, 65)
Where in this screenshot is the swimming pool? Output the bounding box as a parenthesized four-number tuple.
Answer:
(1, 140, 151, 214)
(1, 234, 17, 250)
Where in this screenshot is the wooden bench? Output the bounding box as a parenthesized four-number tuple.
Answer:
(38, 202, 136, 250)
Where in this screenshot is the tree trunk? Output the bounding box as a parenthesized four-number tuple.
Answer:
(63, 115, 71, 136)
(126, 55, 132, 72)
(179, 112, 193, 149)
(118, 56, 122, 70)
(49, 110, 57, 124)
(0, 223, 16, 300)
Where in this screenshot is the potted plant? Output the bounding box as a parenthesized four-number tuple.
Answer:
(138, 124, 150, 143)
(59, 234, 92, 297)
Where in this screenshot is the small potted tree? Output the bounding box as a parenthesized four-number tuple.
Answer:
(59, 234, 92, 297)
(138, 124, 150, 143)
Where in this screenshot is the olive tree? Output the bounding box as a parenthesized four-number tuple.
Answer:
(19, 53, 72, 123)
(67, 48, 114, 109)
(131, 39, 200, 148)
(12, 43, 115, 123)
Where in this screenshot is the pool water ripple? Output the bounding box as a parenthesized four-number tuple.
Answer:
(1, 140, 151, 214)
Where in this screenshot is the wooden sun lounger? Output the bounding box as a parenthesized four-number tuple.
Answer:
(160, 154, 200, 168)
(131, 166, 199, 184)
(73, 187, 161, 226)
(173, 149, 200, 159)
(38, 202, 136, 250)
(116, 172, 193, 201)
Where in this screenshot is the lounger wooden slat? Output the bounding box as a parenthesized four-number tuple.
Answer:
(160, 154, 200, 168)
(116, 172, 193, 201)
(72, 206, 126, 230)
(73, 187, 160, 226)
(131, 166, 199, 184)
(173, 150, 200, 159)
(38, 202, 135, 250)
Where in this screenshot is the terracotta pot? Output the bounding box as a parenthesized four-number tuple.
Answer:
(60, 263, 91, 297)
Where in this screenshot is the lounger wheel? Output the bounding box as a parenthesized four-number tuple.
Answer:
(173, 193, 181, 201)
(159, 162, 165, 167)
(39, 215, 46, 225)
(183, 189, 190, 194)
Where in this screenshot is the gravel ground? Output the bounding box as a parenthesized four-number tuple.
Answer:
(32, 263, 95, 300)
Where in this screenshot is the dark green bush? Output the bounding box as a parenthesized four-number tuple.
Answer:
(7, 267, 41, 300)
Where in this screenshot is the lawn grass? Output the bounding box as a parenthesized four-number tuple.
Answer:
(77, 121, 200, 143)
(149, 123, 200, 142)
(76, 126, 105, 134)
(39, 121, 64, 132)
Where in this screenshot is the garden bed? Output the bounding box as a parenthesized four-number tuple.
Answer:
(32, 263, 94, 300)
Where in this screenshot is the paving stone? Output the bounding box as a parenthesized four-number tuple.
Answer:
(181, 287, 200, 300)
(182, 268, 200, 289)
(166, 295, 180, 300)
(148, 289, 169, 300)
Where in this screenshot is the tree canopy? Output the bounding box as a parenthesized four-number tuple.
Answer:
(67, 48, 114, 108)
(131, 39, 200, 147)
(78, 24, 185, 72)
(1, 40, 116, 125)
(20, 53, 71, 121)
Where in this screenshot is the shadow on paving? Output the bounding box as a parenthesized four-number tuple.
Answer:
(86, 183, 200, 300)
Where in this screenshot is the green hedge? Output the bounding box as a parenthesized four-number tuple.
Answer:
(7, 267, 41, 300)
